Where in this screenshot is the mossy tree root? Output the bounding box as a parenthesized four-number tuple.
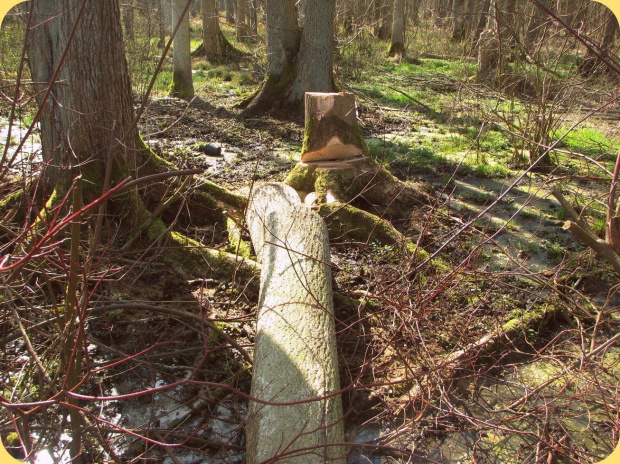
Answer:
(142, 212, 260, 297)
(285, 158, 430, 219)
(239, 66, 297, 116)
(396, 302, 568, 411)
(137, 149, 248, 229)
(316, 202, 428, 260)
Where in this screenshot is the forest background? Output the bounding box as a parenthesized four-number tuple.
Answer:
(1, 0, 620, 463)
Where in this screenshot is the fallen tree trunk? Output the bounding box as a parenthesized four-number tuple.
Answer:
(245, 182, 345, 464)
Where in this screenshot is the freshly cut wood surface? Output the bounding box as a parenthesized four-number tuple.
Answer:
(301, 92, 367, 163)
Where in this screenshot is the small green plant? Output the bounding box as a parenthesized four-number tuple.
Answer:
(546, 242, 565, 263)
(592, 216, 607, 237)
(473, 162, 510, 178)
(519, 206, 540, 220)
(552, 207, 567, 220)
(517, 241, 539, 254)
(234, 72, 254, 86)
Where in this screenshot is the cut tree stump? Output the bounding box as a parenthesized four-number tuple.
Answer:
(290, 92, 429, 219)
(302, 92, 367, 164)
(245, 182, 345, 464)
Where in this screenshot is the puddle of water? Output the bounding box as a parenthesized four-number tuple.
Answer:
(0, 118, 42, 173)
(348, 425, 382, 464)
(442, 174, 573, 273)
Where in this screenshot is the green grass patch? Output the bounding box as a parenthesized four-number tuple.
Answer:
(554, 126, 620, 161)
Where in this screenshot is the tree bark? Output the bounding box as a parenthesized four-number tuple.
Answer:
(196, 0, 243, 60)
(249, 0, 258, 36)
(476, 0, 500, 84)
(285, 0, 336, 105)
(472, 0, 490, 48)
(28, 0, 141, 193)
(524, 0, 550, 55)
(245, 183, 345, 464)
(236, 0, 247, 40)
(388, 0, 406, 56)
(202, 0, 222, 58)
(377, 0, 393, 39)
(225, 0, 235, 23)
(409, 0, 420, 26)
(171, 0, 194, 99)
(26, 3, 144, 459)
(157, 0, 168, 47)
(241, 0, 336, 114)
(578, 6, 619, 76)
(451, 0, 467, 42)
(122, 0, 135, 40)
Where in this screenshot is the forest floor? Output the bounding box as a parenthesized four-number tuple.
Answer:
(3, 48, 620, 463)
(80, 69, 620, 463)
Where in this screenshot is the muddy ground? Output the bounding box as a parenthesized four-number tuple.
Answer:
(3, 91, 618, 463)
(77, 94, 618, 463)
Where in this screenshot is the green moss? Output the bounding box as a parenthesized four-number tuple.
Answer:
(226, 217, 253, 259)
(502, 304, 559, 338)
(3, 432, 20, 446)
(0, 189, 23, 215)
(284, 164, 318, 192)
(317, 202, 428, 261)
(144, 216, 260, 294)
(79, 160, 105, 201)
(286, 157, 427, 218)
(139, 145, 176, 176)
(197, 179, 247, 209)
(169, 70, 195, 100)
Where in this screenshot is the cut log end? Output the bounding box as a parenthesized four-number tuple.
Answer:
(301, 135, 364, 163)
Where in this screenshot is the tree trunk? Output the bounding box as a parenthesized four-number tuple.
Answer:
(201, 0, 222, 59)
(388, 0, 406, 56)
(287, 0, 336, 103)
(286, 93, 428, 219)
(249, 0, 258, 36)
(122, 0, 135, 40)
(226, 0, 235, 23)
(245, 183, 345, 464)
(298, 0, 307, 27)
(241, 0, 336, 115)
(472, 0, 490, 48)
(578, 6, 619, 76)
(524, 0, 550, 55)
(343, 0, 355, 34)
(27, 2, 143, 459)
(171, 0, 194, 99)
(476, 0, 500, 84)
(157, 0, 168, 47)
(409, 0, 420, 25)
(451, 0, 467, 42)
(236, 0, 247, 40)
(497, 0, 518, 58)
(377, 0, 393, 39)
(196, 0, 243, 60)
(28, 0, 141, 193)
